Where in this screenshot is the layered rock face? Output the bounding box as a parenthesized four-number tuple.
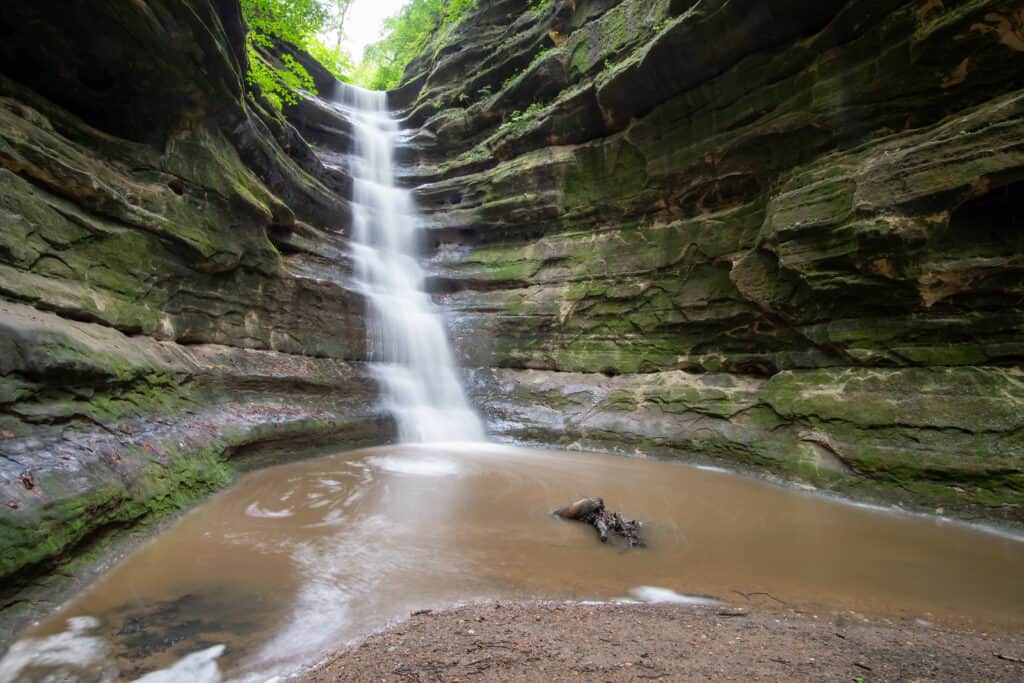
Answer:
(1, 0, 1022, 605)
(400, 0, 1024, 520)
(0, 1, 384, 593)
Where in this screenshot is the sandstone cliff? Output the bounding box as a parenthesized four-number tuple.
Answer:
(0, 0, 383, 599)
(399, 0, 1024, 521)
(1, 0, 1022, 612)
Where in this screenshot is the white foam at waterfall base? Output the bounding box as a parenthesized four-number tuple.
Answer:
(628, 586, 719, 605)
(368, 453, 460, 477)
(334, 84, 484, 444)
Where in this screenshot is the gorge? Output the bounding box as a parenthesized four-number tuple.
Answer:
(0, 0, 1023, 678)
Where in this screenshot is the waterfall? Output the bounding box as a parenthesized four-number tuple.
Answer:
(334, 84, 484, 443)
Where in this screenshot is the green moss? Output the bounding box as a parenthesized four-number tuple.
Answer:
(561, 140, 648, 213)
(764, 367, 1024, 432)
(86, 372, 192, 422)
(0, 446, 233, 581)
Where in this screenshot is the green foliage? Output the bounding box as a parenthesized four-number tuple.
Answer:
(243, 0, 328, 46)
(529, 0, 551, 12)
(499, 101, 545, 132)
(248, 49, 316, 110)
(354, 0, 479, 91)
(502, 70, 523, 89)
(306, 39, 354, 81)
(240, 0, 353, 109)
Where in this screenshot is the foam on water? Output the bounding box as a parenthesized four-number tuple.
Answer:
(133, 645, 225, 683)
(245, 503, 294, 519)
(0, 617, 115, 682)
(368, 454, 460, 477)
(629, 586, 719, 605)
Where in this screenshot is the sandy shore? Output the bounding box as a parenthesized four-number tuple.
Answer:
(301, 602, 1024, 682)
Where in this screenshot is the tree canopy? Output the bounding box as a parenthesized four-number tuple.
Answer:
(239, 0, 478, 101)
(353, 0, 477, 91)
(241, 0, 353, 109)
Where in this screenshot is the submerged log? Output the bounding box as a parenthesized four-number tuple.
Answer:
(553, 497, 645, 547)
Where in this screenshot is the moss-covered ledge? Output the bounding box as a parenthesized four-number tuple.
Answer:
(0, 302, 391, 612)
(470, 366, 1024, 526)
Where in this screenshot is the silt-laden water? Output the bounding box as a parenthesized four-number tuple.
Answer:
(9, 444, 1024, 680)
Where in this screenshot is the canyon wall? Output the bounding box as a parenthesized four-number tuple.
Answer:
(0, 0, 381, 596)
(400, 0, 1024, 521)
(1, 0, 1023, 611)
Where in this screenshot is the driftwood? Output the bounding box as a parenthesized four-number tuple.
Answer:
(553, 497, 644, 547)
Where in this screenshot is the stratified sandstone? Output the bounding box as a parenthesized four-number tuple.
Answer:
(0, 0, 1021, 611)
(0, 0, 387, 595)
(399, 0, 1024, 521)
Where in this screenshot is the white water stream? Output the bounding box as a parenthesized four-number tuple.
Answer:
(335, 84, 484, 442)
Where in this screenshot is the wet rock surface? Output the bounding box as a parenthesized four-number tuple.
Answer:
(399, 0, 1024, 518)
(0, 0, 386, 607)
(1, 0, 1023, 647)
(469, 365, 1024, 524)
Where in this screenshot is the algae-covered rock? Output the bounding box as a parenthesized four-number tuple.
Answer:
(406, 0, 1024, 520)
(0, 301, 390, 588)
(471, 365, 1024, 521)
(0, 0, 380, 599)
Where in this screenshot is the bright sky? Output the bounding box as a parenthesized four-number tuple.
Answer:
(337, 0, 410, 63)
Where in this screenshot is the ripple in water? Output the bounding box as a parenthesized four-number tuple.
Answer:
(244, 503, 293, 519)
(9, 444, 1024, 680)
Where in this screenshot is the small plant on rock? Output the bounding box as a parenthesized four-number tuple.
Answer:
(502, 70, 523, 89)
(499, 101, 545, 132)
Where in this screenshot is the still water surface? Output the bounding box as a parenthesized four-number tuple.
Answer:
(14, 444, 1024, 679)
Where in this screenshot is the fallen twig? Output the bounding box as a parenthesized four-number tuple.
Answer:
(732, 590, 788, 606)
(995, 653, 1024, 664)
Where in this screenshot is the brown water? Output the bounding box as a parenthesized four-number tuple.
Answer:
(11, 444, 1024, 680)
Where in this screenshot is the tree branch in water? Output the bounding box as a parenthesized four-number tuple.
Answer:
(553, 497, 644, 547)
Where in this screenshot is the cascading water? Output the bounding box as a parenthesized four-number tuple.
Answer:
(335, 84, 484, 443)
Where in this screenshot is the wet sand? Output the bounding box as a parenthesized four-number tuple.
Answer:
(304, 601, 1024, 682)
